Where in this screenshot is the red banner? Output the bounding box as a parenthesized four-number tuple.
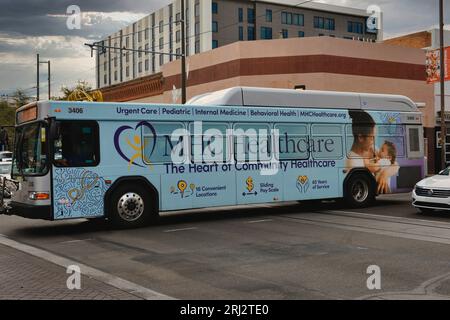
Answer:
(426, 47, 450, 84)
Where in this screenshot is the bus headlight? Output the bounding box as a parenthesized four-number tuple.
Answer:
(29, 192, 50, 201)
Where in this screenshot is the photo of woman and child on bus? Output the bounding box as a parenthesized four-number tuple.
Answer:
(346, 110, 400, 194)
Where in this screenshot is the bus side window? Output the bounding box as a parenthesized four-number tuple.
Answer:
(311, 124, 343, 160)
(53, 121, 100, 167)
(142, 122, 185, 164)
(233, 123, 271, 162)
(406, 125, 423, 158)
(275, 123, 309, 160)
(189, 122, 230, 163)
(377, 125, 405, 159)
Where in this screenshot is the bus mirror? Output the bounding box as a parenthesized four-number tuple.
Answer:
(41, 127, 46, 143)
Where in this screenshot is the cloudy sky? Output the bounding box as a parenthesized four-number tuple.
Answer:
(0, 0, 449, 98)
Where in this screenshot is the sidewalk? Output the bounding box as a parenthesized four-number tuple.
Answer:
(0, 243, 141, 300)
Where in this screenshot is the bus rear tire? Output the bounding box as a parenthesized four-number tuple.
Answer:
(109, 183, 158, 229)
(344, 173, 375, 208)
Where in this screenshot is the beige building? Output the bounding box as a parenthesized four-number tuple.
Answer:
(97, 0, 380, 89)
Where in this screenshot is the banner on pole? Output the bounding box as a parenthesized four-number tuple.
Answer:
(426, 47, 449, 84)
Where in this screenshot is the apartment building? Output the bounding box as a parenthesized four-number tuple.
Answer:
(97, 0, 381, 89)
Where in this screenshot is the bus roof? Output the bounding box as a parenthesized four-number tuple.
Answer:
(186, 87, 419, 112)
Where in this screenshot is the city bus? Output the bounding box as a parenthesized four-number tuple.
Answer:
(3, 87, 425, 228)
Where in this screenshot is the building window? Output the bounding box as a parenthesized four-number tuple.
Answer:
(324, 18, 335, 30)
(261, 26, 272, 39)
(176, 30, 180, 43)
(314, 16, 324, 29)
(138, 30, 142, 42)
(103, 74, 107, 84)
(145, 28, 148, 40)
(282, 29, 288, 38)
(212, 40, 218, 49)
(195, 3, 199, 17)
(113, 57, 117, 67)
(298, 31, 305, 37)
(159, 37, 163, 50)
(159, 54, 164, 66)
(195, 40, 200, 53)
(238, 8, 243, 23)
(126, 52, 129, 63)
(212, 2, 218, 14)
(159, 20, 163, 33)
(293, 14, 304, 26)
(195, 22, 200, 35)
(125, 37, 129, 48)
(103, 61, 107, 71)
(176, 48, 181, 59)
(266, 9, 272, 22)
(138, 62, 142, 73)
(114, 70, 117, 81)
(348, 21, 363, 34)
(212, 21, 218, 32)
(239, 26, 244, 41)
(248, 8, 255, 24)
(176, 13, 180, 25)
(138, 46, 142, 58)
(248, 26, 255, 40)
(145, 59, 149, 71)
(281, 12, 292, 25)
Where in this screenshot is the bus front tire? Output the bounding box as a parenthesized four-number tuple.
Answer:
(109, 184, 158, 229)
(344, 174, 375, 208)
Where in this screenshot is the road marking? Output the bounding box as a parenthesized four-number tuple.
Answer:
(325, 210, 450, 228)
(59, 239, 93, 244)
(0, 235, 175, 300)
(163, 227, 198, 233)
(246, 219, 273, 224)
(278, 213, 450, 245)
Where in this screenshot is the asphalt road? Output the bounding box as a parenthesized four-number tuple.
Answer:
(2, 193, 450, 299)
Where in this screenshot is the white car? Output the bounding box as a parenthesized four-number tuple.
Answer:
(0, 151, 12, 162)
(0, 161, 13, 198)
(412, 167, 450, 213)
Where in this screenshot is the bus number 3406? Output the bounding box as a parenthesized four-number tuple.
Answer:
(68, 107, 83, 114)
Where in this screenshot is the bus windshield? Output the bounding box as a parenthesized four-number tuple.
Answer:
(12, 122, 48, 177)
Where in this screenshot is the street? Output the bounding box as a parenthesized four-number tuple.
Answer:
(1, 193, 450, 300)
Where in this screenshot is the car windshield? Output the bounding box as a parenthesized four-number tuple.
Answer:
(0, 152, 12, 159)
(439, 167, 450, 176)
(12, 122, 48, 177)
(0, 163, 10, 174)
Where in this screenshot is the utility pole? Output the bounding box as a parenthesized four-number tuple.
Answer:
(37, 54, 51, 100)
(47, 60, 51, 99)
(36, 53, 40, 101)
(439, 0, 446, 169)
(181, 0, 187, 104)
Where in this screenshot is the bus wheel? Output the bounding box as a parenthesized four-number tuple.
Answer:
(109, 184, 157, 228)
(344, 174, 375, 208)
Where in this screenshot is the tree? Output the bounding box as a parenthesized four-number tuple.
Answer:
(0, 100, 16, 149)
(11, 89, 30, 107)
(60, 80, 93, 100)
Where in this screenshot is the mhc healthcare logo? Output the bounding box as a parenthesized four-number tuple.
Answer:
(113, 121, 339, 175)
